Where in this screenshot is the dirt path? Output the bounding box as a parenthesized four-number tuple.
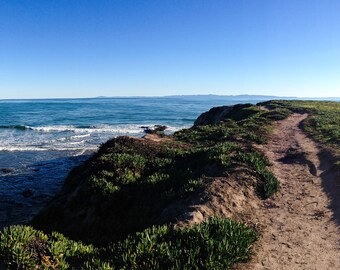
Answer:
(246, 113, 340, 270)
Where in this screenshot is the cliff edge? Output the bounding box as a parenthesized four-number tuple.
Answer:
(1, 100, 339, 270)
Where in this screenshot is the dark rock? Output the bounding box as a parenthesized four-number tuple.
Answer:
(22, 189, 33, 198)
(143, 125, 167, 134)
(194, 103, 254, 126)
(194, 106, 234, 126)
(154, 125, 167, 132)
(1, 168, 14, 174)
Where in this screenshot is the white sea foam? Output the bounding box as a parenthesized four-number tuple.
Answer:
(67, 140, 86, 145)
(53, 134, 91, 142)
(70, 134, 91, 139)
(28, 125, 85, 132)
(0, 124, 188, 152)
(26, 124, 185, 134)
(0, 146, 47, 152)
(0, 146, 98, 152)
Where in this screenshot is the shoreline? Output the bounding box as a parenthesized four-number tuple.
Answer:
(0, 150, 94, 229)
(1, 100, 339, 269)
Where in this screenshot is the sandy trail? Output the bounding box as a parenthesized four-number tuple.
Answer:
(246, 113, 340, 270)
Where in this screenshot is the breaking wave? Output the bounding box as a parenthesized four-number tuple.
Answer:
(0, 124, 183, 134)
(0, 124, 186, 152)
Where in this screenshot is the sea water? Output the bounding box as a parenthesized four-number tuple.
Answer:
(0, 96, 267, 228)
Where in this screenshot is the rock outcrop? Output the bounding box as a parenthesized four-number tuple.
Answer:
(194, 103, 254, 126)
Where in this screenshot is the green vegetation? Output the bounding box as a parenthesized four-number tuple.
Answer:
(260, 100, 339, 146)
(6, 101, 327, 269)
(30, 105, 283, 245)
(1, 218, 257, 270)
(234, 149, 279, 198)
(260, 100, 340, 167)
(0, 225, 93, 269)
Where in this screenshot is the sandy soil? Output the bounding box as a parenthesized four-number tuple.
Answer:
(244, 114, 340, 270)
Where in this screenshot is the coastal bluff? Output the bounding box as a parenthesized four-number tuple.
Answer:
(194, 103, 255, 126)
(30, 101, 275, 245)
(1, 100, 339, 269)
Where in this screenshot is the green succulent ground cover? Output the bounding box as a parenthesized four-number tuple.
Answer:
(1, 218, 258, 269)
(4, 101, 334, 269)
(1, 215, 257, 269)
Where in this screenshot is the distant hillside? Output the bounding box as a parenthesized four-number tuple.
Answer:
(94, 94, 340, 102)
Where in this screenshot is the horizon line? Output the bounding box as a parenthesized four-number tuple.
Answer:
(0, 94, 340, 101)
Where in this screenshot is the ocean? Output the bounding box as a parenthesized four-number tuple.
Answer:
(0, 96, 272, 228)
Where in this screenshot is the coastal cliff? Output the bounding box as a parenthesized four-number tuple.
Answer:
(193, 103, 255, 125)
(1, 100, 339, 269)
(30, 103, 280, 245)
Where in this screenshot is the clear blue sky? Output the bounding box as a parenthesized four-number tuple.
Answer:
(1, 0, 339, 98)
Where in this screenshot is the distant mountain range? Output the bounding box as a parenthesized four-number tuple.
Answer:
(165, 94, 294, 100)
(95, 94, 339, 101)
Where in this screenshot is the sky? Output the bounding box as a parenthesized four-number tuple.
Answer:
(0, 0, 339, 99)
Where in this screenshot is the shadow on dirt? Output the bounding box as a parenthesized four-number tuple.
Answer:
(278, 147, 317, 176)
(318, 150, 340, 228)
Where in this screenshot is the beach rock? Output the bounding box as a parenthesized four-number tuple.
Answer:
(22, 189, 33, 198)
(1, 168, 14, 174)
(142, 125, 167, 134)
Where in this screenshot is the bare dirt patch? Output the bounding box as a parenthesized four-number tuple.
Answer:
(244, 114, 340, 269)
(157, 172, 261, 229)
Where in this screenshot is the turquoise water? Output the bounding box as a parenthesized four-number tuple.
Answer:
(0, 96, 266, 227)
